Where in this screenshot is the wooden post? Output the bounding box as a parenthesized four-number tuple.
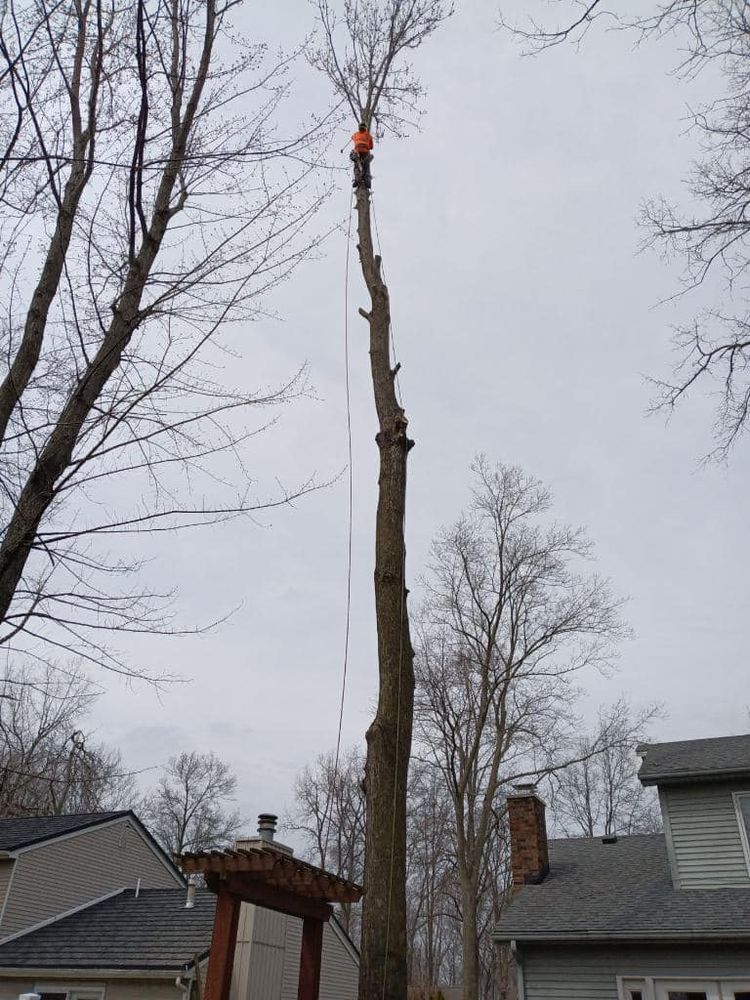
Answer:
(297, 915, 324, 1000)
(203, 886, 240, 1000)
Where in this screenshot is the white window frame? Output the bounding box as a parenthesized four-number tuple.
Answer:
(732, 791, 750, 876)
(618, 978, 750, 1000)
(653, 979, 721, 1000)
(720, 984, 750, 1000)
(618, 978, 655, 1000)
(34, 984, 106, 1000)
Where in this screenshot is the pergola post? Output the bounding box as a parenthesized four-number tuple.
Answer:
(297, 915, 324, 1000)
(203, 885, 241, 1000)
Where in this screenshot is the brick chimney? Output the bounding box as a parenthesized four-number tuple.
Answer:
(507, 783, 549, 891)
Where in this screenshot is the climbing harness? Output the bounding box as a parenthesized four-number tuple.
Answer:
(350, 151, 372, 189)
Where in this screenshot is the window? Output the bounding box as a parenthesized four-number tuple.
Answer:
(735, 793, 750, 870)
(655, 983, 717, 1000)
(36, 988, 105, 1000)
(620, 978, 750, 1000)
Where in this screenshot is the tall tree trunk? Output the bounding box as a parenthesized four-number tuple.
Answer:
(354, 178, 415, 1000)
(460, 874, 480, 1000)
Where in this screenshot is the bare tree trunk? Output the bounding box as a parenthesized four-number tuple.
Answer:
(460, 874, 480, 1000)
(354, 180, 415, 1000)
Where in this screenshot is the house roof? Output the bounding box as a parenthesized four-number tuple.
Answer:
(0, 888, 215, 971)
(494, 834, 750, 943)
(0, 812, 129, 852)
(638, 734, 750, 785)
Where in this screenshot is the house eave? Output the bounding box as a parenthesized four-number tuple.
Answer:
(493, 929, 750, 945)
(640, 767, 750, 786)
(0, 964, 192, 979)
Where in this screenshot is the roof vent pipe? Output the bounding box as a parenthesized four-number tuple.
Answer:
(185, 882, 196, 909)
(257, 813, 278, 842)
(602, 835, 618, 845)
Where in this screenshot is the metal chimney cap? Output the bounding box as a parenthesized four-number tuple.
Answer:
(257, 813, 278, 841)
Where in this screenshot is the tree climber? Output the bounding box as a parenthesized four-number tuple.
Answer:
(350, 122, 374, 189)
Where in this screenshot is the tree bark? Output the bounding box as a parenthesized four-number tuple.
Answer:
(460, 874, 480, 1000)
(0, 3, 102, 447)
(354, 179, 415, 1000)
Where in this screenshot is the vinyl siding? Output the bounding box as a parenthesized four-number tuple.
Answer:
(280, 916, 358, 1000)
(319, 920, 359, 999)
(0, 976, 181, 1000)
(229, 904, 358, 1000)
(230, 901, 257, 1000)
(104, 981, 182, 999)
(520, 942, 750, 1000)
(662, 781, 750, 888)
(0, 819, 180, 939)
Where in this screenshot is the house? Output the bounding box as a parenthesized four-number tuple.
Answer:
(495, 734, 750, 1000)
(0, 811, 358, 1000)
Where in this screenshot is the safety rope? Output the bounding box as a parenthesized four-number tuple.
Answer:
(322, 195, 355, 864)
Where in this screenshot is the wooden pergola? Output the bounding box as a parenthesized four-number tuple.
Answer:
(180, 839, 363, 1000)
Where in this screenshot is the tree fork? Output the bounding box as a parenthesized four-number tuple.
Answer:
(354, 179, 415, 1000)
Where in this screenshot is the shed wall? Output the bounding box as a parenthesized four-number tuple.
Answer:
(662, 780, 750, 888)
(520, 942, 750, 1000)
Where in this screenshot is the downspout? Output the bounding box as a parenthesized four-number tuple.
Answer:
(511, 940, 525, 1000)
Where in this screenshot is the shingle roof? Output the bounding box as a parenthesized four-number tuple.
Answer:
(494, 834, 750, 942)
(0, 888, 215, 971)
(0, 812, 129, 851)
(638, 734, 750, 785)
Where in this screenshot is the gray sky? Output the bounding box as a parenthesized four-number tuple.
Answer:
(90, 0, 750, 833)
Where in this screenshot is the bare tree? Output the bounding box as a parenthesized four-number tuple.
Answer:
(414, 457, 626, 1000)
(140, 750, 241, 856)
(288, 747, 463, 982)
(0, 0, 327, 681)
(286, 746, 366, 938)
(549, 698, 662, 838)
(0, 664, 136, 815)
(502, 0, 750, 457)
(311, 3, 450, 997)
(406, 759, 462, 994)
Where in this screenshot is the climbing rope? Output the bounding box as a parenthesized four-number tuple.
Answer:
(322, 195, 355, 864)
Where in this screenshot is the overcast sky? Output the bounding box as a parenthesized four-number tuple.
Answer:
(89, 0, 750, 837)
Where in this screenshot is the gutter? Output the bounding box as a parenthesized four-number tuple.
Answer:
(0, 967, 187, 980)
(494, 929, 750, 943)
(639, 768, 750, 786)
